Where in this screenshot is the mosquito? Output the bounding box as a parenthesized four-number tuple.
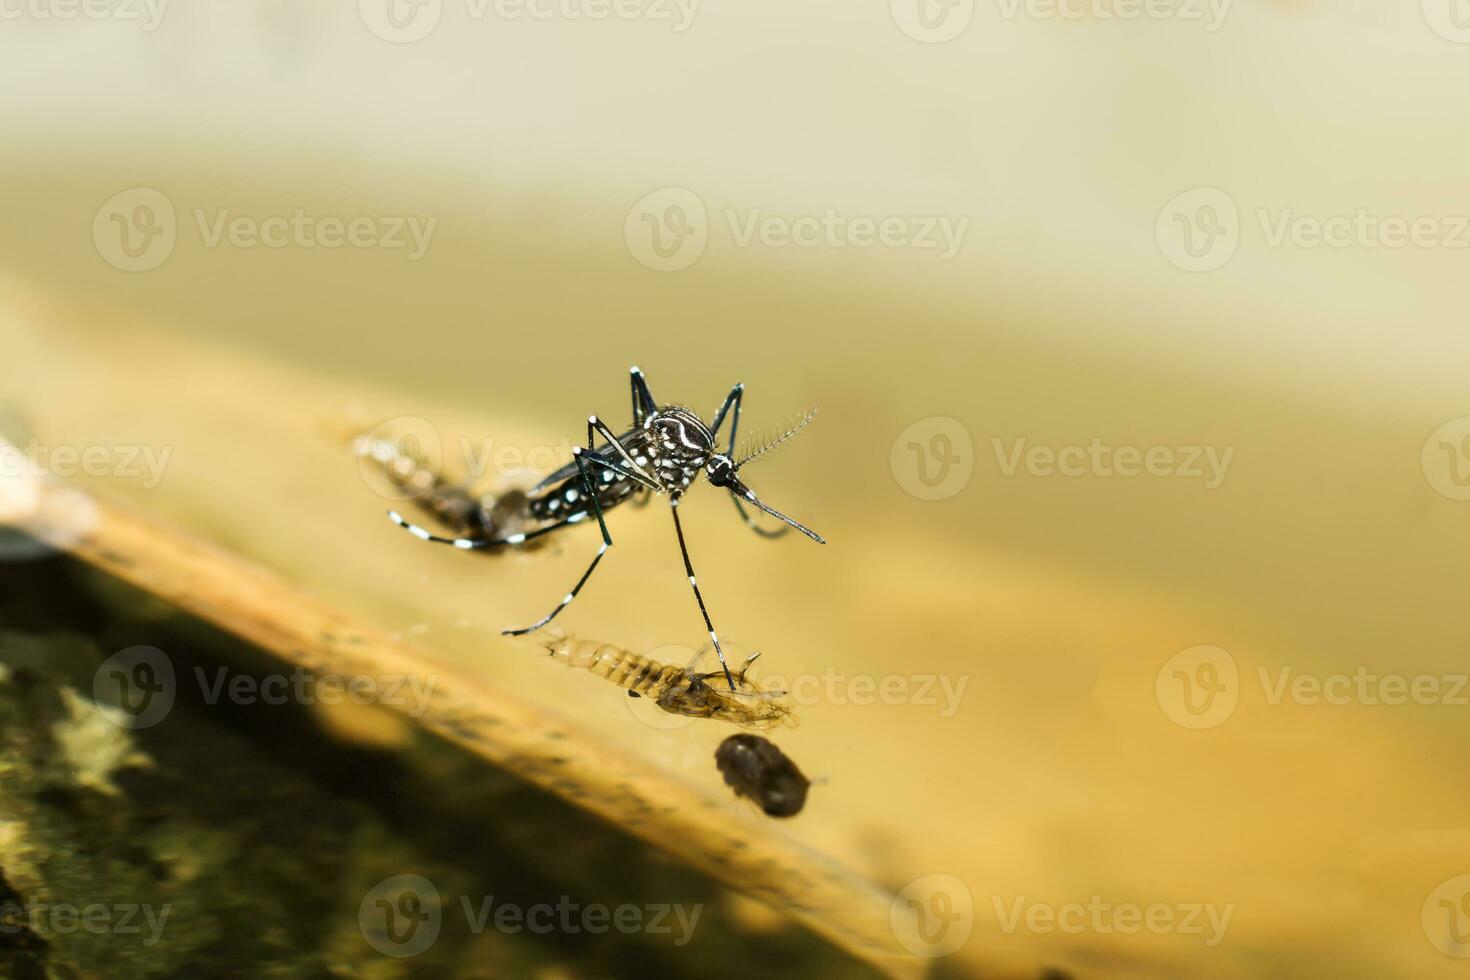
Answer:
(387, 367, 825, 689)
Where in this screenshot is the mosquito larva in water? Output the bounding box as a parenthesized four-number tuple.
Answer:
(540, 636, 797, 730)
(715, 734, 810, 818)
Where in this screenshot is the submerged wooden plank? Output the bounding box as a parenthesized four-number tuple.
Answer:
(6, 475, 924, 979)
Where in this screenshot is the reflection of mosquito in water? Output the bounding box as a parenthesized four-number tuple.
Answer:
(380, 367, 825, 690)
(540, 635, 797, 731)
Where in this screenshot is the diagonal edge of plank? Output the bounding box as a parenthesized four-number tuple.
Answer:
(7, 483, 927, 980)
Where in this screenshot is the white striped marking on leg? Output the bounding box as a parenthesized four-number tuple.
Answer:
(390, 510, 484, 549)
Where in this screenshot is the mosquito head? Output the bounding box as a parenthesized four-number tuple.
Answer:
(705, 453, 737, 488)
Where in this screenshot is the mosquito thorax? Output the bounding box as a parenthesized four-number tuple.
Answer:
(644, 407, 714, 491)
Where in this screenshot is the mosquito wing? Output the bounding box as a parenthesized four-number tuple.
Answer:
(530, 424, 651, 492)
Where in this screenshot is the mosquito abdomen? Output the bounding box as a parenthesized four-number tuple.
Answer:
(543, 637, 682, 696)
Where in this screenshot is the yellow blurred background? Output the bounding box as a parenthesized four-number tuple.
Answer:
(4, 0, 1470, 976)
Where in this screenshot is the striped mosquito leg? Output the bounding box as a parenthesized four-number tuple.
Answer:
(387, 509, 557, 550)
(629, 365, 656, 425)
(587, 414, 660, 490)
(710, 383, 790, 539)
(669, 496, 737, 691)
(501, 451, 614, 637)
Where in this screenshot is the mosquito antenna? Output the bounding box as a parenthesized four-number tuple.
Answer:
(735, 407, 820, 469)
